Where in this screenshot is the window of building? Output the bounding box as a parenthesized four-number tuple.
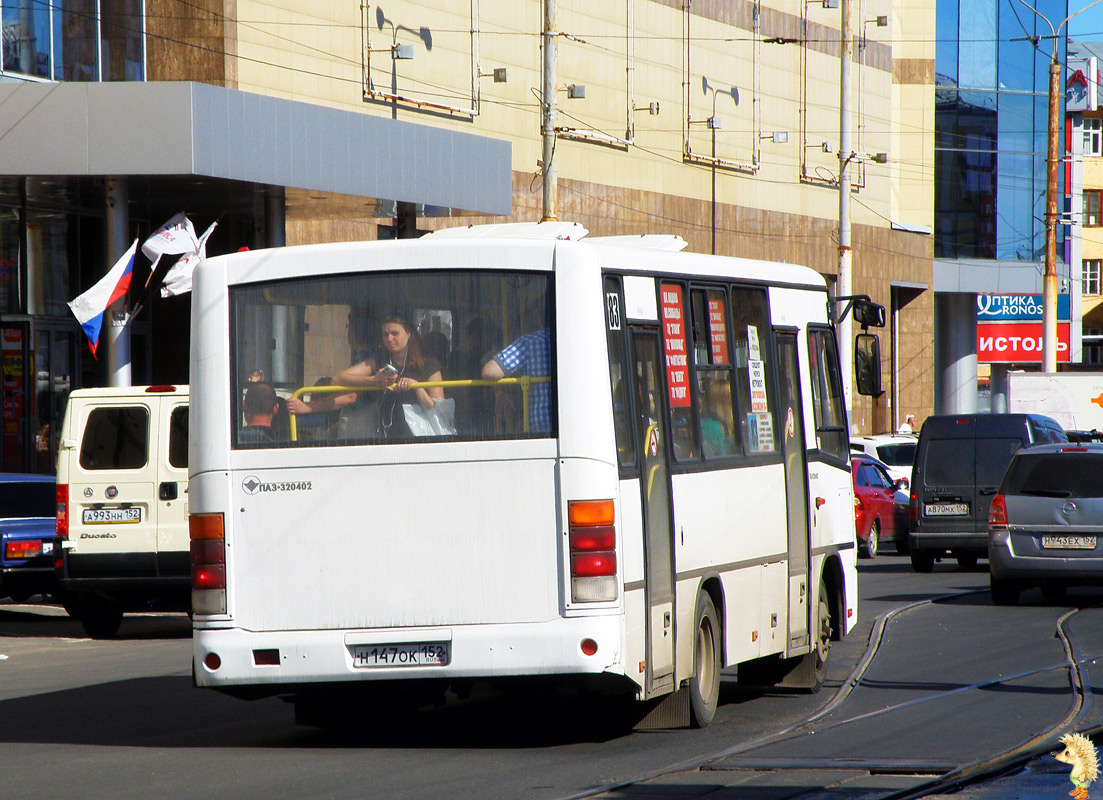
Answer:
(1085, 260, 1102, 296)
(1, 0, 144, 82)
(1085, 191, 1103, 227)
(1086, 118, 1103, 157)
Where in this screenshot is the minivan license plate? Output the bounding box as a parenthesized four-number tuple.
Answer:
(82, 507, 141, 524)
(352, 643, 450, 668)
(1042, 535, 1096, 550)
(925, 502, 968, 516)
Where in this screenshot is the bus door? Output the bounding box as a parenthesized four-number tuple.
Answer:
(775, 330, 811, 652)
(629, 327, 676, 693)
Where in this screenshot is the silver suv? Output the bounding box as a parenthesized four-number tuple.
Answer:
(988, 443, 1103, 605)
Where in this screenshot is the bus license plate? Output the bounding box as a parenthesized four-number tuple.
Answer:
(82, 507, 142, 524)
(925, 503, 968, 516)
(352, 643, 450, 668)
(1042, 535, 1096, 550)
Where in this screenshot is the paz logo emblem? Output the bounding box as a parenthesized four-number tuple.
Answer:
(243, 476, 262, 495)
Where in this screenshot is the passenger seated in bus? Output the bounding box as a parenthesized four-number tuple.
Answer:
(481, 328, 552, 434)
(335, 312, 445, 438)
(240, 382, 279, 444)
(700, 376, 736, 457)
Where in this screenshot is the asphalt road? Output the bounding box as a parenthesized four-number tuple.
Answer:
(1, 552, 1100, 800)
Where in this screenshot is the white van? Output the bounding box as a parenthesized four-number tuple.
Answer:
(55, 385, 190, 637)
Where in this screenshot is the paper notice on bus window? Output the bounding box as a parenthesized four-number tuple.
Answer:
(747, 326, 760, 360)
(708, 298, 729, 364)
(660, 284, 691, 408)
(747, 412, 775, 452)
(748, 359, 769, 412)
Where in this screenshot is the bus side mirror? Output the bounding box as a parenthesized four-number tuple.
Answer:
(853, 299, 886, 329)
(855, 333, 882, 397)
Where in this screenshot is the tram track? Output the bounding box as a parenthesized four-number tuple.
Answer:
(564, 589, 1103, 800)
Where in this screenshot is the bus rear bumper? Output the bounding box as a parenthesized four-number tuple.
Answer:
(193, 615, 630, 690)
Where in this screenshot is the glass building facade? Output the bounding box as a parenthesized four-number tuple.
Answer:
(0, 2, 147, 473)
(1, 0, 144, 82)
(935, 0, 1067, 261)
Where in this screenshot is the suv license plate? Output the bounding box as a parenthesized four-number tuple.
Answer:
(1042, 535, 1096, 550)
(352, 643, 450, 668)
(82, 507, 141, 524)
(925, 502, 969, 516)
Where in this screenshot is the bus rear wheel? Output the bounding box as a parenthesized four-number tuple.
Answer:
(688, 593, 721, 728)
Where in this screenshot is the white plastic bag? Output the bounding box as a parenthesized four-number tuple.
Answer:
(403, 398, 457, 436)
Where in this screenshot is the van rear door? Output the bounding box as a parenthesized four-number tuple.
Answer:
(68, 398, 159, 577)
(155, 401, 189, 577)
(918, 418, 976, 531)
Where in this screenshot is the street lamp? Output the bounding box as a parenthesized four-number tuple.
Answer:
(1013, 0, 1103, 371)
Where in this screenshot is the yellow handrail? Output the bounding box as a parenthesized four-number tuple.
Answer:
(286, 376, 549, 441)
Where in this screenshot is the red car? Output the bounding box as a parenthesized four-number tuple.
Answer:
(852, 453, 909, 558)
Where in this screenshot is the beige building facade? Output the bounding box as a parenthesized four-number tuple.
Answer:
(144, 0, 935, 433)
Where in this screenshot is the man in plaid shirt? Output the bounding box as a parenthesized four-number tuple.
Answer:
(481, 328, 552, 433)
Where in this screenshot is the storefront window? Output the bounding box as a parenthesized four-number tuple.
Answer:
(0, 208, 19, 315)
(26, 211, 74, 317)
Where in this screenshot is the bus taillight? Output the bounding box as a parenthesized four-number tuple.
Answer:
(56, 484, 68, 540)
(190, 513, 226, 615)
(568, 500, 617, 602)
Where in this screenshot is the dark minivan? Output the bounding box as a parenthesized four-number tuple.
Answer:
(908, 413, 1066, 572)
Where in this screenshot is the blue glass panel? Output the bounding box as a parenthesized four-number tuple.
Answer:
(961, 0, 997, 89)
(936, 0, 959, 85)
(2, 1, 50, 77)
(998, 1, 1039, 92)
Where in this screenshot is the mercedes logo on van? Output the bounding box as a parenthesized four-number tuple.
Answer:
(105, 486, 118, 499)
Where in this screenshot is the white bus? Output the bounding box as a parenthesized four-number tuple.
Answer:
(189, 222, 870, 728)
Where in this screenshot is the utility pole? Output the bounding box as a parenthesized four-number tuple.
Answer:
(837, 0, 854, 410)
(1043, 46, 1060, 372)
(541, 0, 558, 221)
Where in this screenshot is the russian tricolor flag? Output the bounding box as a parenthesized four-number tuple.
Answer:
(67, 239, 137, 359)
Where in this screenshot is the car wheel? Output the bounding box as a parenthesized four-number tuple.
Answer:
(956, 553, 978, 570)
(860, 520, 879, 559)
(990, 577, 1020, 606)
(688, 592, 721, 728)
(910, 550, 934, 573)
(806, 580, 832, 692)
(78, 592, 123, 638)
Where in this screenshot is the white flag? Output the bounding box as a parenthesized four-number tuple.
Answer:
(160, 221, 217, 298)
(142, 213, 199, 265)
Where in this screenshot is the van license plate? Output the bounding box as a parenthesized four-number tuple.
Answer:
(352, 643, 450, 668)
(925, 503, 968, 516)
(82, 508, 141, 524)
(1042, 535, 1096, 550)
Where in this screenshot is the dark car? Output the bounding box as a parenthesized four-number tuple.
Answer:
(908, 413, 1066, 573)
(988, 443, 1103, 605)
(852, 454, 908, 558)
(0, 474, 59, 602)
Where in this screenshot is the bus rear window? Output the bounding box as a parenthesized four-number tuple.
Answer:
(229, 269, 555, 447)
